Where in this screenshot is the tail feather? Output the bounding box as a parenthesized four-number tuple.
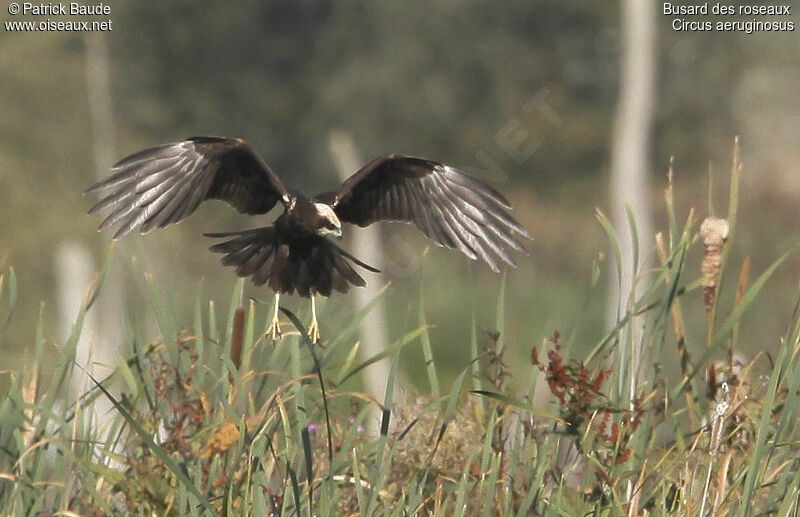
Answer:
(331, 253, 367, 288)
(241, 245, 275, 277)
(295, 260, 312, 297)
(268, 244, 290, 293)
(205, 227, 377, 296)
(280, 249, 299, 294)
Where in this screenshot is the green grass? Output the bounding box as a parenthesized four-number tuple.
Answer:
(2, 146, 800, 515)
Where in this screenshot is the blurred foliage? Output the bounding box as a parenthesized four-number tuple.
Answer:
(2, 216, 800, 514)
(1, 1, 799, 388)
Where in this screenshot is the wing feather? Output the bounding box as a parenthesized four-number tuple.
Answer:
(86, 137, 289, 239)
(323, 155, 528, 271)
(431, 178, 507, 268)
(434, 174, 525, 263)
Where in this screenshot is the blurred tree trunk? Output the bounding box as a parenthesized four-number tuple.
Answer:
(85, 33, 117, 179)
(84, 31, 124, 358)
(609, 0, 657, 402)
(56, 242, 100, 392)
(327, 131, 390, 434)
(52, 33, 124, 434)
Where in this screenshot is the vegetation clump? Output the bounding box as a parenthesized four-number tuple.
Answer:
(1, 148, 800, 515)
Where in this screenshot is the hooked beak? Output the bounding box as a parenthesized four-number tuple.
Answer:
(314, 202, 343, 240)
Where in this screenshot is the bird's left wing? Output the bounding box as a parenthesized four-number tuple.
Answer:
(319, 154, 529, 272)
(86, 136, 289, 239)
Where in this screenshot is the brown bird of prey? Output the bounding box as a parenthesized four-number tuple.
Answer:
(87, 136, 529, 342)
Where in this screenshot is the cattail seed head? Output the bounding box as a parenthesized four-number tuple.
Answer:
(700, 217, 729, 311)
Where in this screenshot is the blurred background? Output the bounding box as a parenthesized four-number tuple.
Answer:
(1, 1, 799, 390)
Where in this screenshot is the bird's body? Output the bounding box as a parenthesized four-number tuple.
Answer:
(206, 192, 376, 299)
(87, 136, 529, 342)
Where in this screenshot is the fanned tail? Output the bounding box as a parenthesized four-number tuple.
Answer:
(205, 227, 379, 297)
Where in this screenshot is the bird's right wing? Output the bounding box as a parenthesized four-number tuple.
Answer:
(86, 136, 289, 239)
(320, 154, 529, 272)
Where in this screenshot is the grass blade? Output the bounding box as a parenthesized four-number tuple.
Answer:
(740, 331, 791, 514)
(418, 290, 440, 397)
(336, 326, 428, 386)
(674, 243, 798, 396)
(470, 390, 560, 421)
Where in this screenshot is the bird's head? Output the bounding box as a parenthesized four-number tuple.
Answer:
(313, 203, 342, 239)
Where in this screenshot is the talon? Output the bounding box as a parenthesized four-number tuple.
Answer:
(308, 293, 320, 343)
(307, 320, 320, 343)
(266, 317, 282, 341)
(266, 293, 282, 342)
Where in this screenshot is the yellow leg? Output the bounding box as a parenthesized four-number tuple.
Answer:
(266, 293, 282, 341)
(307, 293, 320, 343)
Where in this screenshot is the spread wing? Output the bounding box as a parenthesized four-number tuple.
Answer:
(320, 154, 529, 272)
(86, 136, 289, 239)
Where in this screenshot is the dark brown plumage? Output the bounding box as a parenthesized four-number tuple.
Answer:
(86, 136, 530, 341)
